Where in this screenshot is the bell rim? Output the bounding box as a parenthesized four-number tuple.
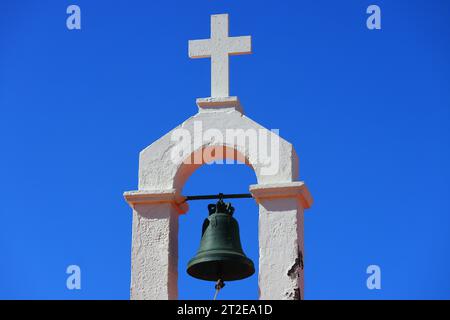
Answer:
(187, 252, 255, 281)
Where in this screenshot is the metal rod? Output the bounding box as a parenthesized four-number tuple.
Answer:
(213, 279, 225, 300)
(185, 193, 252, 202)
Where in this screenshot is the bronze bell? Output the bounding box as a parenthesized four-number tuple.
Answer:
(187, 199, 255, 281)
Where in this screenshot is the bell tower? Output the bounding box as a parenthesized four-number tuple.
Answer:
(124, 13, 313, 300)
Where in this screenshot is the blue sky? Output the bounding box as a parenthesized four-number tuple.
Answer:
(1, 0, 449, 299)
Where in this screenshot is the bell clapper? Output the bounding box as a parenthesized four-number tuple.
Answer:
(213, 279, 225, 300)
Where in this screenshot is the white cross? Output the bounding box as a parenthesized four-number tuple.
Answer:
(189, 14, 252, 98)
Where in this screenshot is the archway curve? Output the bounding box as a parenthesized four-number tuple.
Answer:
(174, 145, 257, 194)
(138, 110, 300, 192)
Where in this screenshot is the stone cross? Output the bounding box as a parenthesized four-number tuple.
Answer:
(189, 14, 252, 98)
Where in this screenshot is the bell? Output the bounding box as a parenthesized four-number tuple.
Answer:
(187, 199, 255, 281)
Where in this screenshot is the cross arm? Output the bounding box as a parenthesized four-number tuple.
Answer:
(188, 39, 212, 58)
(227, 36, 252, 55)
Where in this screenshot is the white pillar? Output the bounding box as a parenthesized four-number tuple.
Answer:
(250, 182, 313, 300)
(124, 190, 188, 300)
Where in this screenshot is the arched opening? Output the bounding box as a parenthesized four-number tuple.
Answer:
(178, 153, 259, 299)
(173, 145, 257, 192)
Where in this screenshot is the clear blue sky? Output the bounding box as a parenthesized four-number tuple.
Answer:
(1, 0, 449, 299)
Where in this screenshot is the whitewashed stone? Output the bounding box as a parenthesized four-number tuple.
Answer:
(124, 12, 313, 300)
(189, 14, 252, 98)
